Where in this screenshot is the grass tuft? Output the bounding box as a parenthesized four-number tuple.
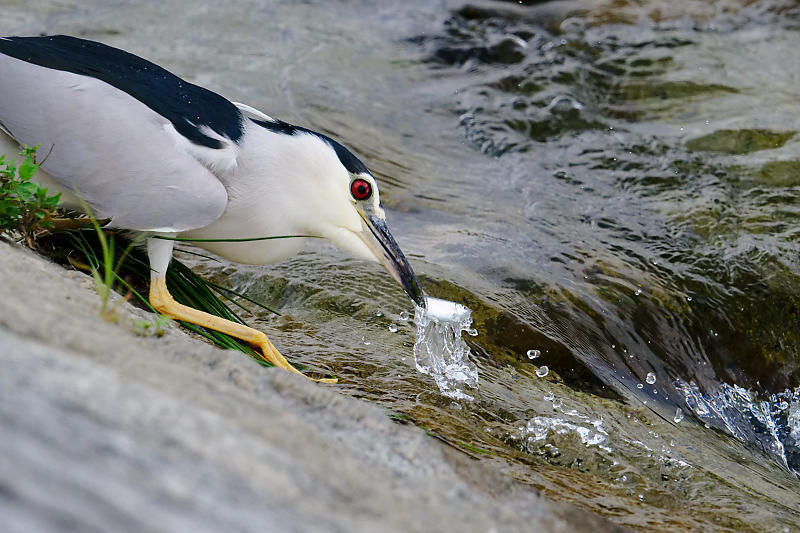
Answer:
(46, 227, 278, 367)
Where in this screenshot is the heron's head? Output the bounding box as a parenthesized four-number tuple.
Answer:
(245, 118, 425, 307)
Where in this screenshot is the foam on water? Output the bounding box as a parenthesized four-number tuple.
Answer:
(412, 297, 478, 401)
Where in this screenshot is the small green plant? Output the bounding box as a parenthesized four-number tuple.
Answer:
(0, 146, 61, 246)
(72, 201, 141, 321)
(133, 314, 172, 337)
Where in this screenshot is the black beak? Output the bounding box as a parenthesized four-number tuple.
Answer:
(359, 214, 426, 308)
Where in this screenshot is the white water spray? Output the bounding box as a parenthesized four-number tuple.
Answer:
(412, 297, 478, 401)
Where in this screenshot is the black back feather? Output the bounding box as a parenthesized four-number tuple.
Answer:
(0, 35, 243, 149)
(0, 35, 372, 173)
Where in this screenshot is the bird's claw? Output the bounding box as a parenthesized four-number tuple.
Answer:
(149, 275, 336, 383)
(254, 334, 337, 384)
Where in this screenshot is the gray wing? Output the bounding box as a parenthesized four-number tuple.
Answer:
(0, 53, 229, 232)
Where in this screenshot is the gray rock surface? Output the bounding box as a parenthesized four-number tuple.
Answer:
(0, 241, 624, 532)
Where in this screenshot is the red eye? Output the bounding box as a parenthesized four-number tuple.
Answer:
(350, 178, 372, 200)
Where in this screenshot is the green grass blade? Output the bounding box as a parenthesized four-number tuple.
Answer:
(53, 228, 277, 367)
(152, 234, 320, 243)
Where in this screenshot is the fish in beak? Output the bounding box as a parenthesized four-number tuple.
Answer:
(356, 212, 426, 308)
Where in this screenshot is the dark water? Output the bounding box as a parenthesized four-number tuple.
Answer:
(4, 0, 800, 530)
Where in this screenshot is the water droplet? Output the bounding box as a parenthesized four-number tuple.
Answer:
(543, 391, 554, 401)
(388, 324, 398, 333)
(638, 494, 645, 502)
(636, 383, 643, 389)
(375, 310, 383, 317)
(635, 288, 642, 296)
(467, 328, 479, 337)
(399, 311, 410, 321)
(779, 400, 789, 410)
(552, 398, 563, 409)
(536, 366, 549, 378)
(686, 296, 692, 302)
(527, 349, 541, 360)
(646, 372, 656, 385)
(674, 409, 684, 423)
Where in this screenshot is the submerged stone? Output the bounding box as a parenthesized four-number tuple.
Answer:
(753, 160, 800, 187)
(687, 129, 795, 154)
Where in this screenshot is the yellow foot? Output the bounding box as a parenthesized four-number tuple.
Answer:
(150, 276, 336, 384)
(249, 329, 337, 384)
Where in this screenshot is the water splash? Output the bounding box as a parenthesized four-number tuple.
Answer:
(673, 379, 800, 470)
(525, 416, 610, 451)
(413, 297, 478, 401)
(520, 400, 612, 454)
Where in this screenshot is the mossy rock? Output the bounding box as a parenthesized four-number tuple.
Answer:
(615, 81, 737, 101)
(752, 160, 800, 186)
(687, 129, 795, 155)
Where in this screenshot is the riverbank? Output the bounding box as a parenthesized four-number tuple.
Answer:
(0, 240, 623, 533)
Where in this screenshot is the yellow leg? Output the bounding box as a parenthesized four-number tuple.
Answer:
(149, 276, 336, 384)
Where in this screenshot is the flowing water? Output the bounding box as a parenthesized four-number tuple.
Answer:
(4, 0, 800, 530)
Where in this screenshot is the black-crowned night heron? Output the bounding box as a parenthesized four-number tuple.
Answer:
(0, 35, 425, 381)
